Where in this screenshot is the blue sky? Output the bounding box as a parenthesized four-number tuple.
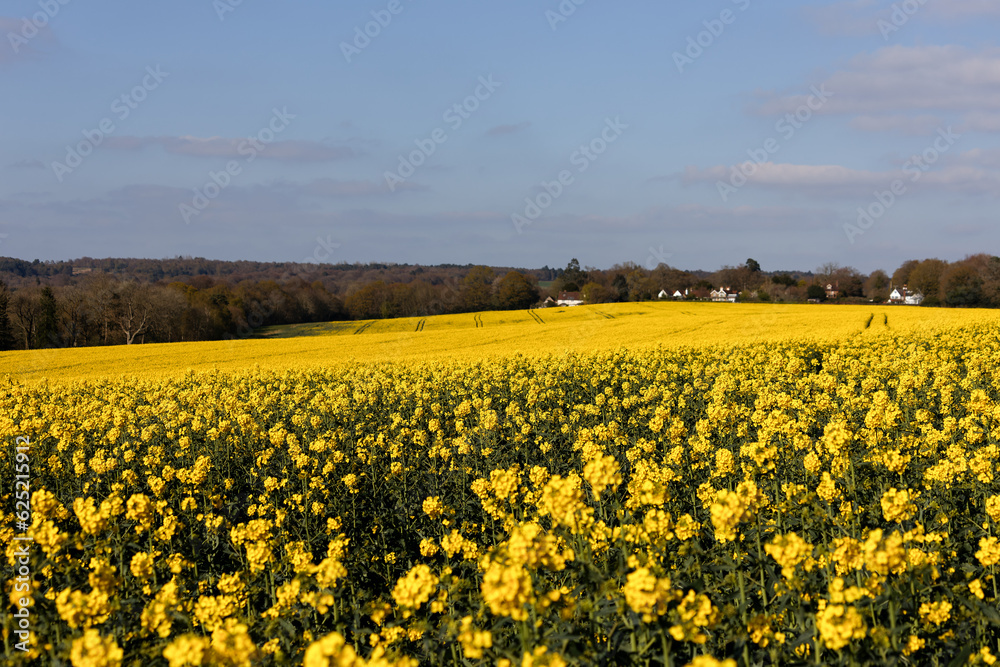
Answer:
(2, 0, 999, 273)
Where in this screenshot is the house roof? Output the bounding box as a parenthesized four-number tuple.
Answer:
(558, 292, 581, 300)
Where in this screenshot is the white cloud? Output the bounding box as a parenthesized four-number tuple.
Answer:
(754, 45, 1000, 134)
(960, 112, 1000, 132)
(683, 159, 1000, 197)
(758, 46, 1000, 117)
(957, 148, 1000, 168)
(685, 163, 888, 191)
(850, 114, 944, 135)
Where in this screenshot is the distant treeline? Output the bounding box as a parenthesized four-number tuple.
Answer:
(0, 256, 562, 288)
(0, 254, 996, 350)
(0, 275, 342, 350)
(0, 262, 548, 349)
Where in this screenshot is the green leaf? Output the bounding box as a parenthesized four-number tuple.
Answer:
(946, 643, 974, 667)
(957, 594, 1000, 626)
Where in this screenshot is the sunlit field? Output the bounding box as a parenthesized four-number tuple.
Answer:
(3, 304, 1000, 665)
(2, 302, 998, 384)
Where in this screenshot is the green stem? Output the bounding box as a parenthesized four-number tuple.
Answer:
(661, 634, 673, 667)
(755, 517, 769, 607)
(737, 565, 747, 609)
(888, 599, 898, 652)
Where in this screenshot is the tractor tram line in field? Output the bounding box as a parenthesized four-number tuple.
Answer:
(353, 321, 374, 335)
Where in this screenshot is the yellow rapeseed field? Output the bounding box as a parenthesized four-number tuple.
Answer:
(2, 303, 1000, 666)
(2, 302, 998, 384)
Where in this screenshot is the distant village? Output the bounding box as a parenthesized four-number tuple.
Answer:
(543, 283, 925, 308)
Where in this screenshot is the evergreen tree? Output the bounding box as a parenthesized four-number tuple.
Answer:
(36, 285, 59, 348)
(0, 282, 14, 351)
(561, 258, 588, 292)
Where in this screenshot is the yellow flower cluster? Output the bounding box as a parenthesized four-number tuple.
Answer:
(765, 532, 815, 581)
(623, 568, 678, 622)
(880, 487, 919, 523)
(480, 560, 534, 621)
(919, 600, 952, 627)
(976, 537, 1000, 568)
(583, 453, 622, 499)
(709, 481, 762, 543)
(391, 565, 439, 618)
(70, 629, 123, 667)
(3, 307, 1000, 665)
(457, 616, 493, 659)
(816, 602, 867, 650)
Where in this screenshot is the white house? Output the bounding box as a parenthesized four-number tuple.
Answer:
(673, 290, 684, 299)
(710, 287, 738, 303)
(890, 285, 923, 305)
(657, 289, 670, 299)
(556, 291, 585, 307)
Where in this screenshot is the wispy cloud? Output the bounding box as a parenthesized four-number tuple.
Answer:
(8, 159, 46, 169)
(803, 0, 883, 36)
(271, 178, 427, 198)
(0, 18, 20, 63)
(930, 0, 1000, 19)
(806, 0, 1000, 36)
(754, 46, 1000, 135)
(684, 163, 890, 194)
(575, 204, 835, 232)
(0, 15, 60, 63)
(104, 135, 357, 162)
(682, 159, 1000, 197)
(758, 46, 1000, 116)
(850, 114, 944, 135)
(961, 112, 1000, 133)
(957, 148, 1000, 169)
(487, 122, 531, 137)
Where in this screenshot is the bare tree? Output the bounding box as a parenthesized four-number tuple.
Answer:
(59, 286, 94, 347)
(115, 281, 152, 345)
(9, 289, 40, 350)
(816, 262, 842, 285)
(82, 273, 117, 344)
(148, 287, 188, 343)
